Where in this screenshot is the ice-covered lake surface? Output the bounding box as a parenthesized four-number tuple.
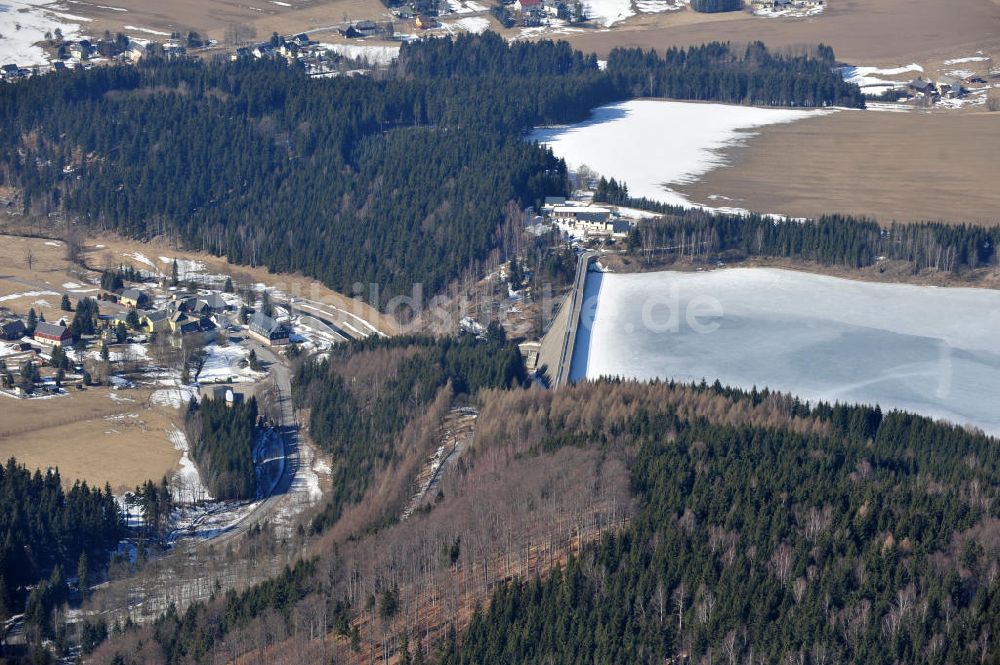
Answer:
(530, 99, 833, 210)
(570, 268, 1000, 436)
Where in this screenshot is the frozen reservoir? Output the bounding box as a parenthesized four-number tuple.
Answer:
(570, 268, 1000, 435)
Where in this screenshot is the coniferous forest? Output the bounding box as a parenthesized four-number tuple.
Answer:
(594, 177, 1000, 273)
(441, 384, 1000, 665)
(0, 35, 861, 305)
(0, 459, 124, 619)
(91, 378, 1000, 665)
(187, 396, 260, 500)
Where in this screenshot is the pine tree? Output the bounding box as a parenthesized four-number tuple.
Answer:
(27, 308, 37, 334)
(400, 631, 412, 665)
(60, 294, 72, 311)
(224, 276, 234, 293)
(170, 259, 179, 287)
(77, 552, 89, 601)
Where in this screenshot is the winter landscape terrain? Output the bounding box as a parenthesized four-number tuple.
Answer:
(530, 99, 834, 212)
(570, 268, 1000, 436)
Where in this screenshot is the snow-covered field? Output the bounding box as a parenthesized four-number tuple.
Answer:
(838, 63, 922, 96)
(319, 42, 399, 66)
(197, 343, 263, 384)
(530, 100, 832, 210)
(168, 427, 212, 502)
(583, 0, 634, 26)
(0, 0, 88, 66)
(442, 16, 490, 34)
(0, 289, 58, 302)
(752, 1, 823, 18)
(570, 268, 1000, 436)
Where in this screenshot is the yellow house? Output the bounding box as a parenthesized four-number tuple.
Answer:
(140, 310, 171, 333)
(120, 288, 150, 309)
(168, 311, 191, 333)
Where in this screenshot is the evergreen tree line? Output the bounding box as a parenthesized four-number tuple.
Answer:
(438, 379, 1000, 665)
(0, 458, 124, 621)
(605, 41, 864, 107)
(292, 329, 527, 533)
(0, 35, 862, 307)
(690, 0, 742, 11)
(595, 177, 1000, 272)
(186, 397, 259, 500)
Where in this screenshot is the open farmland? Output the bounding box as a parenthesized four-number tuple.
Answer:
(560, 0, 1000, 66)
(0, 387, 181, 493)
(681, 109, 1000, 225)
(26, 0, 396, 50)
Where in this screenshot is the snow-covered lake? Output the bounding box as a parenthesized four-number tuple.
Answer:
(530, 99, 833, 210)
(570, 268, 1000, 436)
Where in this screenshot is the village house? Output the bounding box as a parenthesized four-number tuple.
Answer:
(140, 309, 172, 334)
(128, 42, 149, 62)
(548, 205, 631, 238)
(226, 389, 245, 407)
(1, 318, 26, 341)
(908, 78, 936, 96)
(938, 77, 964, 98)
(415, 15, 436, 29)
(550, 205, 612, 224)
(33, 321, 72, 346)
(513, 0, 542, 12)
(200, 293, 230, 312)
(119, 288, 149, 309)
(252, 44, 276, 59)
(249, 312, 291, 346)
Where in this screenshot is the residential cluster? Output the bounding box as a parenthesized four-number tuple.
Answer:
(906, 75, 983, 102)
(491, 0, 587, 28)
(538, 196, 634, 240)
(1, 31, 213, 81)
(0, 268, 293, 399)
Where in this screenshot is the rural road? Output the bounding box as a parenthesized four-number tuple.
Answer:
(553, 250, 596, 388)
(203, 341, 308, 548)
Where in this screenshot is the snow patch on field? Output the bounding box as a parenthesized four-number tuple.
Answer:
(634, 0, 683, 11)
(320, 43, 399, 65)
(572, 268, 1000, 435)
(583, 0, 633, 26)
(169, 427, 212, 503)
(197, 343, 263, 384)
(0, 0, 86, 66)
(87, 343, 148, 363)
(838, 63, 922, 95)
(124, 251, 157, 271)
(445, 16, 490, 33)
(150, 386, 196, 408)
(944, 55, 988, 65)
(531, 99, 831, 210)
(123, 24, 170, 36)
(753, 2, 823, 18)
(0, 289, 58, 303)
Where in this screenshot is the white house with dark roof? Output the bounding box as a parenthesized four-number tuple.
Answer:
(249, 312, 291, 346)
